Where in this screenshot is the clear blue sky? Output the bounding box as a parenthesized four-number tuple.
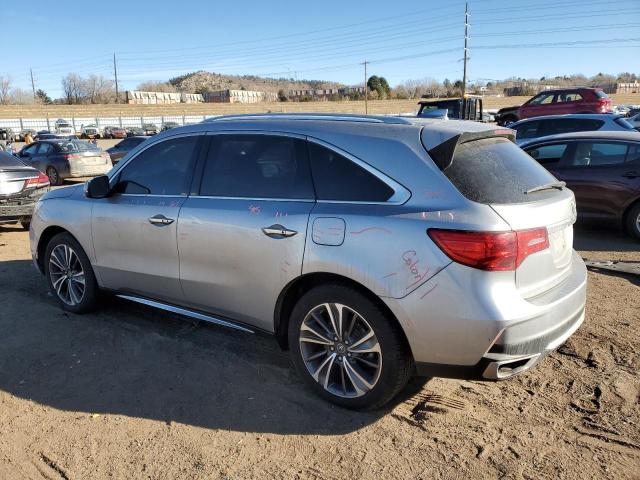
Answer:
(2, 0, 639, 98)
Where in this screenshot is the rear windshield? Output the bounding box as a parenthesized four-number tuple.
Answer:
(595, 90, 609, 99)
(443, 137, 559, 204)
(614, 117, 635, 129)
(54, 140, 100, 152)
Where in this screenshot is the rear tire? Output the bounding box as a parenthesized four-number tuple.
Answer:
(44, 232, 99, 314)
(288, 284, 413, 410)
(625, 203, 640, 240)
(46, 166, 62, 186)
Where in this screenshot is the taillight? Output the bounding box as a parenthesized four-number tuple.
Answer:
(25, 171, 50, 188)
(428, 228, 549, 271)
(63, 153, 82, 160)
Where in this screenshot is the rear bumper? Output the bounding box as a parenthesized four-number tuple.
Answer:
(385, 250, 587, 380)
(67, 162, 112, 178)
(0, 189, 47, 222)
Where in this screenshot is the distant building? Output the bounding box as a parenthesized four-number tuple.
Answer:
(203, 89, 277, 103)
(289, 86, 365, 101)
(616, 82, 640, 94)
(125, 91, 203, 104)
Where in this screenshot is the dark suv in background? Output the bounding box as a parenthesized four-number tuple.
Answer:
(496, 88, 613, 125)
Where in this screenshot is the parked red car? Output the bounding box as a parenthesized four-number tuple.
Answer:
(496, 88, 613, 125)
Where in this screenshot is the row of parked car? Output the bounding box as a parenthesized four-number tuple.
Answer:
(0, 120, 182, 142)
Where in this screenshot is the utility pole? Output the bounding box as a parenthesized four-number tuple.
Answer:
(113, 53, 119, 104)
(462, 2, 469, 98)
(30, 68, 36, 98)
(363, 60, 368, 114)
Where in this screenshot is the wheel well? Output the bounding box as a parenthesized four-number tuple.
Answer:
(36, 226, 69, 272)
(273, 272, 411, 354)
(622, 198, 640, 229)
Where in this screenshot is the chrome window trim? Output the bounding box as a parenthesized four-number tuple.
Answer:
(306, 136, 411, 205)
(191, 196, 314, 203)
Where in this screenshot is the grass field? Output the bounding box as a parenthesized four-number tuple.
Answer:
(1, 93, 639, 118)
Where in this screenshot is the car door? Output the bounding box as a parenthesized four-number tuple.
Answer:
(177, 133, 315, 331)
(552, 140, 637, 222)
(18, 143, 41, 168)
(91, 134, 203, 303)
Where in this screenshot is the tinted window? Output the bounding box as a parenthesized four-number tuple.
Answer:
(627, 144, 640, 162)
(514, 120, 540, 139)
(528, 93, 555, 105)
(54, 140, 100, 153)
(556, 92, 582, 103)
(595, 90, 608, 99)
(614, 117, 635, 130)
(444, 138, 559, 204)
(526, 143, 568, 165)
(200, 135, 313, 199)
(116, 136, 199, 195)
(308, 142, 394, 202)
(37, 143, 54, 155)
(21, 144, 39, 156)
(567, 142, 629, 167)
(544, 118, 603, 136)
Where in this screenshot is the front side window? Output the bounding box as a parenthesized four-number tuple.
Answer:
(514, 120, 541, 139)
(116, 136, 199, 195)
(36, 143, 53, 155)
(526, 143, 569, 166)
(567, 142, 629, 167)
(528, 93, 555, 105)
(200, 134, 314, 199)
(308, 142, 394, 202)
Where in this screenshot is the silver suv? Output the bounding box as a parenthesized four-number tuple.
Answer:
(29, 114, 587, 409)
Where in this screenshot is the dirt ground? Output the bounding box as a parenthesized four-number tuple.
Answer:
(0, 218, 638, 479)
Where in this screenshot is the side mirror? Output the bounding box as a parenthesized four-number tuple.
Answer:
(86, 175, 111, 198)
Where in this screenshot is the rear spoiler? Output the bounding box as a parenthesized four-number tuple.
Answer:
(427, 128, 515, 170)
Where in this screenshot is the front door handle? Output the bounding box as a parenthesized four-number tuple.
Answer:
(622, 171, 639, 179)
(262, 224, 298, 238)
(148, 214, 175, 226)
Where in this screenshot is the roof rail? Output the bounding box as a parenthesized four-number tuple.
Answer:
(203, 113, 414, 125)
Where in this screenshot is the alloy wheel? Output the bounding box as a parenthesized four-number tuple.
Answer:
(299, 303, 382, 398)
(47, 167, 59, 186)
(49, 244, 86, 306)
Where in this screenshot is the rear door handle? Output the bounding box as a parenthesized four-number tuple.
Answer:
(148, 214, 175, 226)
(262, 224, 298, 238)
(622, 171, 639, 179)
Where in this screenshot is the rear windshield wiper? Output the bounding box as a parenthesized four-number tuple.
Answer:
(524, 181, 566, 195)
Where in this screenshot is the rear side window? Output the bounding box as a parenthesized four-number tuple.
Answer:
(308, 142, 394, 202)
(567, 142, 629, 167)
(116, 136, 199, 195)
(443, 138, 558, 204)
(200, 134, 314, 199)
(544, 118, 603, 135)
(595, 90, 609, 99)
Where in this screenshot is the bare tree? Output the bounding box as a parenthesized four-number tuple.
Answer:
(0, 76, 11, 105)
(84, 75, 115, 103)
(8, 88, 35, 105)
(62, 73, 85, 104)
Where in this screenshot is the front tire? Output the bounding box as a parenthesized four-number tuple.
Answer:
(288, 284, 413, 410)
(625, 203, 640, 239)
(44, 232, 99, 313)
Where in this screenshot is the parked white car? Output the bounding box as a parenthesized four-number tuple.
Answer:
(54, 119, 74, 136)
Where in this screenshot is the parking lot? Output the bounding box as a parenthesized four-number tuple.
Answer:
(0, 220, 637, 479)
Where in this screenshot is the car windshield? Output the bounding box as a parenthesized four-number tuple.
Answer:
(54, 140, 100, 152)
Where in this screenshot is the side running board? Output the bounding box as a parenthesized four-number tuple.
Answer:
(116, 294, 255, 334)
